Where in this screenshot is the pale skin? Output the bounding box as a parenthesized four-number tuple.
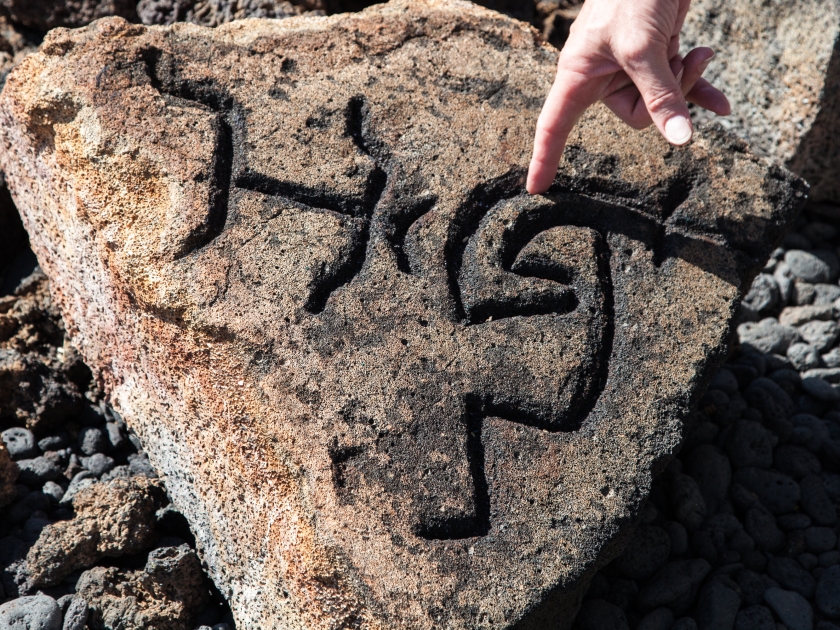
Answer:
(526, 0, 731, 195)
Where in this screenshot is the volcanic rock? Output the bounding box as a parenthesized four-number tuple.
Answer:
(0, 1, 806, 628)
(0, 442, 18, 507)
(26, 477, 165, 587)
(76, 544, 208, 630)
(136, 0, 309, 27)
(682, 0, 840, 202)
(0, 0, 137, 31)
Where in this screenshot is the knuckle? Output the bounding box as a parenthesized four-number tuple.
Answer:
(643, 87, 681, 115)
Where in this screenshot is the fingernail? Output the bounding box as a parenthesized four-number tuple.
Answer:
(699, 50, 715, 73)
(665, 115, 693, 145)
(675, 67, 685, 86)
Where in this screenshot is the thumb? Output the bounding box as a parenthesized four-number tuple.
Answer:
(622, 47, 693, 146)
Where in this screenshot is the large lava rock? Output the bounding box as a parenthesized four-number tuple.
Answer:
(0, 1, 806, 628)
(682, 0, 840, 203)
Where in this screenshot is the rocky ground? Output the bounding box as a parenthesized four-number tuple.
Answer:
(0, 208, 837, 630)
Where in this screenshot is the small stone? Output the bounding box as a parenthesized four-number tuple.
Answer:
(669, 474, 707, 531)
(773, 445, 821, 479)
(748, 511, 787, 556)
(83, 453, 114, 477)
(744, 274, 780, 313)
(615, 525, 671, 580)
(776, 514, 812, 531)
(76, 545, 208, 630)
(37, 433, 69, 452)
(813, 284, 840, 305)
(574, 599, 629, 630)
(728, 420, 774, 469)
(794, 281, 819, 305)
(799, 320, 840, 352)
(100, 465, 131, 482)
(636, 559, 711, 614)
(664, 521, 689, 556)
(687, 444, 732, 514)
(710, 370, 740, 395)
(804, 527, 837, 554)
(733, 468, 800, 515)
(61, 596, 88, 630)
(800, 475, 838, 525)
(790, 414, 830, 452)
(27, 477, 165, 586)
(802, 368, 840, 382)
(735, 605, 776, 630)
(104, 422, 124, 450)
(694, 579, 741, 630)
(0, 595, 62, 630)
(16, 456, 63, 486)
(788, 343, 823, 371)
(785, 250, 839, 284)
(60, 471, 96, 504)
(2, 427, 37, 459)
(42, 480, 64, 502)
(764, 588, 814, 630)
(799, 552, 819, 571)
(735, 570, 779, 607)
(128, 453, 157, 478)
(802, 377, 840, 401)
(637, 607, 674, 630)
(767, 556, 816, 599)
(0, 443, 19, 508)
(823, 348, 840, 367)
(816, 564, 840, 619)
(739, 319, 802, 355)
(776, 263, 795, 303)
(77, 427, 106, 456)
(671, 618, 698, 630)
(820, 551, 840, 568)
(781, 305, 836, 327)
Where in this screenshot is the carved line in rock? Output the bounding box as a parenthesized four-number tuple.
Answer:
(142, 47, 387, 314)
(141, 48, 620, 541)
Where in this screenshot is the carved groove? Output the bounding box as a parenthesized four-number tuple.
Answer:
(143, 49, 387, 312)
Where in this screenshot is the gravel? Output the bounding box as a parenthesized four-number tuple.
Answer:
(564, 206, 840, 630)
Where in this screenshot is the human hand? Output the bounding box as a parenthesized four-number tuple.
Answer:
(526, 0, 730, 194)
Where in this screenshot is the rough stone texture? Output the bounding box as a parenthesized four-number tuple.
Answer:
(0, 0, 137, 31)
(0, 594, 62, 630)
(0, 442, 18, 507)
(136, 0, 310, 27)
(0, 269, 89, 433)
(682, 0, 840, 202)
(25, 477, 165, 587)
(0, 2, 806, 628)
(76, 544, 208, 630)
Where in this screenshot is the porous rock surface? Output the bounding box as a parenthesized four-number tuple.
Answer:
(682, 0, 840, 203)
(0, 1, 806, 628)
(76, 544, 209, 630)
(26, 476, 165, 587)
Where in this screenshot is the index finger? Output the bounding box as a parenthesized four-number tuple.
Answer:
(526, 66, 603, 194)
